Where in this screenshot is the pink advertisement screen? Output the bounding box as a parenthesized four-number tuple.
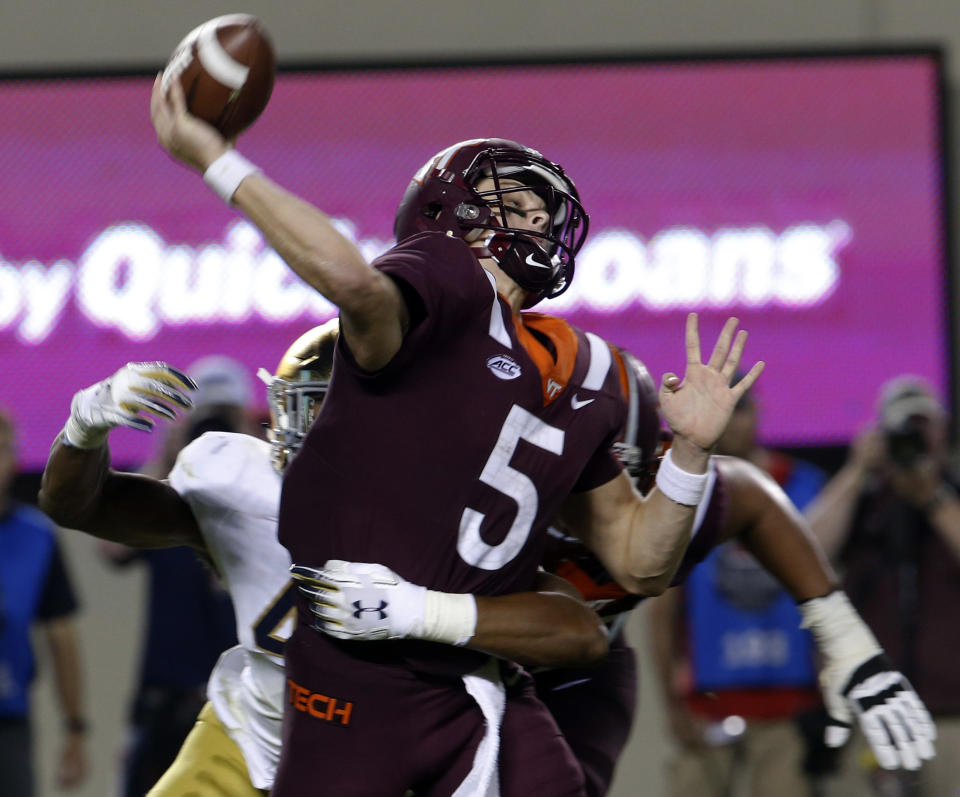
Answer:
(0, 53, 949, 468)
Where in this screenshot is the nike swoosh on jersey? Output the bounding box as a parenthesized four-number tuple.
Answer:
(571, 394, 595, 410)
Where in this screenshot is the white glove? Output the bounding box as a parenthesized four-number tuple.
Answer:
(290, 560, 477, 645)
(800, 591, 936, 770)
(62, 362, 196, 449)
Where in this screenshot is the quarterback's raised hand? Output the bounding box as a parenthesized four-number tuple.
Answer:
(660, 314, 764, 452)
(151, 72, 229, 174)
(61, 362, 196, 449)
(290, 560, 476, 646)
(801, 591, 936, 770)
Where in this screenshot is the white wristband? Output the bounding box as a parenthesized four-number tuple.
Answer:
(61, 388, 110, 449)
(203, 150, 261, 204)
(422, 591, 478, 647)
(60, 419, 108, 450)
(655, 448, 708, 506)
(799, 590, 881, 673)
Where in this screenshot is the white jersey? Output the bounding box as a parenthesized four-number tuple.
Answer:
(168, 432, 289, 790)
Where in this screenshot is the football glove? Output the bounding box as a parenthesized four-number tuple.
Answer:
(290, 560, 476, 646)
(800, 590, 936, 770)
(62, 362, 196, 449)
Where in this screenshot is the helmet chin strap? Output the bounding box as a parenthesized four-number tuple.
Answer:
(474, 232, 559, 294)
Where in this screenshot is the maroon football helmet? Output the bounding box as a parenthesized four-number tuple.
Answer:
(394, 138, 588, 306)
(612, 349, 664, 493)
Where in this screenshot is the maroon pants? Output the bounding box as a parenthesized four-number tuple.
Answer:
(499, 667, 588, 797)
(532, 636, 638, 797)
(274, 628, 587, 796)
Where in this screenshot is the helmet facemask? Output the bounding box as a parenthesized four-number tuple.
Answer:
(258, 318, 339, 472)
(461, 147, 587, 306)
(258, 369, 329, 471)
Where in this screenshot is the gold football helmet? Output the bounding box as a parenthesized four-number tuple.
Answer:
(258, 318, 338, 470)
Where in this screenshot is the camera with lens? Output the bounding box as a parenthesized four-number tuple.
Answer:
(878, 379, 943, 470)
(885, 416, 929, 469)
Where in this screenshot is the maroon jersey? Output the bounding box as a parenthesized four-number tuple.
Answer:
(275, 232, 625, 795)
(280, 231, 625, 665)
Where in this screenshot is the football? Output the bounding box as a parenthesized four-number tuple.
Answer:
(161, 14, 275, 139)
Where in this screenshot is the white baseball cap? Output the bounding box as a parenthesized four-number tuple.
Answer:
(187, 355, 253, 409)
(877, 376, 944, 431)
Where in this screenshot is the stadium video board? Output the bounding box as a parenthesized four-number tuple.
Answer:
(0, 50, 949, 467)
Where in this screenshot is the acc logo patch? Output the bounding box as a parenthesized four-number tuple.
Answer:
(486, 354, 522, 380)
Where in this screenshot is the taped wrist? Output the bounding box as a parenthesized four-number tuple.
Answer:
(422, 591, 477, 646)
(61, 391, 109, 449)
(655, 448, 708, 506)
(61, 419, 109, 450)
(799, 590, 882, 684)
(203, 150, 261, 204)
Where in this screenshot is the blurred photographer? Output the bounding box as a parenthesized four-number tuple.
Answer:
(806, 376, 960, 795)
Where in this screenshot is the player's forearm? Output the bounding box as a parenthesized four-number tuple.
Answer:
(470, 591, 608, 667)
(40, 438, 201, 549)
(234, 179, 391, 308)
(232, 175, 407, 369)
(39, 436, 110, 529)
(616, 436, 710, 594)
(560, 471, 697, 597)
(39, 437, 137, 540)
(719, 458, 836, 601)
(293, 562, 610, 665)
(738, 507, 836, 601)
(234, 175, 370, 297)
(621, 492, 695, 596)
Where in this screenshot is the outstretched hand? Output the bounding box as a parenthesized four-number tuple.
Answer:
(660, 314, 764, 452)
(150, 72, 228, 173)
(822, 654, 936, 771)
(62, 362, 197, 449)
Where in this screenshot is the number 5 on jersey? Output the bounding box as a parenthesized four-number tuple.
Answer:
(458, 404, 564, 570)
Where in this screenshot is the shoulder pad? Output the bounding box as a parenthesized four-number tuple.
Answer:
(169, 432, 278, 517)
